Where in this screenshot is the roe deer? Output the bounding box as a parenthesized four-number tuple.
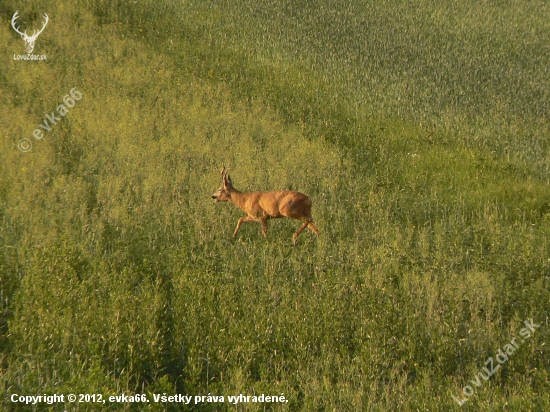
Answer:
(212, 167, 320, 244)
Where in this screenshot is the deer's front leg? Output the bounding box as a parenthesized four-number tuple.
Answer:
(260, 217, 269, 238)
(233, 216, 256, 238)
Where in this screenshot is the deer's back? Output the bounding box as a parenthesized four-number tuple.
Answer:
(255, 190, 311, 218)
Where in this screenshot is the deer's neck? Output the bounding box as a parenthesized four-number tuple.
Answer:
(229, 188, 248, 210)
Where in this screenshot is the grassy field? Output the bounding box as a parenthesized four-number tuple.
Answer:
(1, 0, 549, 410)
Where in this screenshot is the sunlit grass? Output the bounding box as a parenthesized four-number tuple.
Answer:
(0, 0, 549, 410)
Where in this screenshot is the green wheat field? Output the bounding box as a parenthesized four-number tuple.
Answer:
(1, 0, 549, 410)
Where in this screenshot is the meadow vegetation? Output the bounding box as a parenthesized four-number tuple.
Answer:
(1, 0, 549, 410)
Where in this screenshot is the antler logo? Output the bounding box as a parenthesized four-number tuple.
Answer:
(11, 11, 49, 54)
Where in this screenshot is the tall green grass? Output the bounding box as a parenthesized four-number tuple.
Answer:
(1, 0, 549, 410)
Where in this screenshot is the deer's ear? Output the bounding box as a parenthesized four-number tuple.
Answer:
(224, 173, 232, 186)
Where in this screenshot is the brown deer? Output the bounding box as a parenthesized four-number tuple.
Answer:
(212, 167, 320, 244)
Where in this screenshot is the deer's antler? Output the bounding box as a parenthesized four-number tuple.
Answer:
(221, 165, 231, 178)
(28, 13, 49, 40)
(11, 11, 26, 37)
(11, 12, 48, 41)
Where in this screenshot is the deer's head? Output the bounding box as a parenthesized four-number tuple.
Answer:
(212, 166, 233, 202)
(11, 11, 49, 54)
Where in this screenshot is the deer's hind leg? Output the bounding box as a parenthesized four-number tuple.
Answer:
(307, 222, 320, 235)
(292, 217, 318, 245)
